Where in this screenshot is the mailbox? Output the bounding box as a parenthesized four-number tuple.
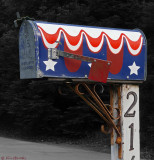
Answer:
(18, 19, 147, 159)
(19, 20, 147, 83)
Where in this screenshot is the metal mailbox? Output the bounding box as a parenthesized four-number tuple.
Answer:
(18, 19, 147, 159)
(19, 20, 147, 83)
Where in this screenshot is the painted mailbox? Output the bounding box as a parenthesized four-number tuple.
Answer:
(18, 19, 147, 160)
(19, 20, 147, 83)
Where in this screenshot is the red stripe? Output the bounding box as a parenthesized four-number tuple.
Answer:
(64, 40, 83, 72)
(107, 44, 124, 74)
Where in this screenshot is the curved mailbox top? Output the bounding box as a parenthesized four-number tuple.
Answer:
(19, 20, 147, 83)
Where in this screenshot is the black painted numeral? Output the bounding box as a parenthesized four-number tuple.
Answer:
(131, 156, 135, 160)
(129, 123, 134, 151)
(124, 91, 137, 117)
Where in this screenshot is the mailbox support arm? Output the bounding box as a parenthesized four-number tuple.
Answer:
(66, 82, 122, 159)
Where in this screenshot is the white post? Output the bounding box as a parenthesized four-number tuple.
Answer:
(111, 84, 140, 160)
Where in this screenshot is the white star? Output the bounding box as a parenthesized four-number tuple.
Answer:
(43, 59, 57, 71)
(128, 62, 140, 75)
(88, 63, 92, 68)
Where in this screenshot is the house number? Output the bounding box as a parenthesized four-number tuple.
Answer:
(131, 155, 135, 160)
(125, 91, 137, 159)
(124, 91, 137, 117)
(129, 123, 134, 151)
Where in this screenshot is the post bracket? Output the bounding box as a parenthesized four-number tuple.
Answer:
(66, 82, 122, 158)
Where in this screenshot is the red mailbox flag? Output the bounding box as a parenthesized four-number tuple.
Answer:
(88, 59, 111, 83)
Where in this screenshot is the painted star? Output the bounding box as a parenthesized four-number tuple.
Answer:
(43, 59, 57, 71)
(88, 63, 92, 68)
(128, 62, 140, 75)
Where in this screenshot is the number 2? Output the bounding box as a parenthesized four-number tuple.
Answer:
(124, 91, 137, 117)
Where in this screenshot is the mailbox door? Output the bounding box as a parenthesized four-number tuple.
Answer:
(19, 20, 39, 79)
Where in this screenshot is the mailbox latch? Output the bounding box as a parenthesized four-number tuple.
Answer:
(48, 48, 59, 60)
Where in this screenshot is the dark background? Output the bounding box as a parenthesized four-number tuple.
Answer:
(0, 0, 153, 159)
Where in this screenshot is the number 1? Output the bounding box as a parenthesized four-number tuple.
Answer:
(131, 156, 135, 160)
(129, 123, 134, 151)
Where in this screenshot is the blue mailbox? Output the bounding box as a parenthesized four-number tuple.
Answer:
(19, 20, 147, 83)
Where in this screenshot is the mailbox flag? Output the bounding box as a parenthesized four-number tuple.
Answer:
(88, 60, 111, 83)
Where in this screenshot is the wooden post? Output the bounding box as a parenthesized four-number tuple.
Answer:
(111, 84, 140, 160)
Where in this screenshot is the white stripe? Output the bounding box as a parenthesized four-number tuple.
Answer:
(84, 33, 104, 53)
(38, 28, 61, 48)
(105, 35, 124, 54)
(63, 31, 83, 51)
(125, 37, 143, 55)
(37, 23, 142, 41)
(38, 25, 143, 55)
